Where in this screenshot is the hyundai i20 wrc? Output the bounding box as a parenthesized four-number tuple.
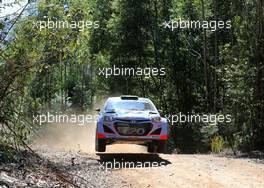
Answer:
(95, 96, 168, 153)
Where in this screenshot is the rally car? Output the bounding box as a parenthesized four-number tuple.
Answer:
(95, 95, 168, 153)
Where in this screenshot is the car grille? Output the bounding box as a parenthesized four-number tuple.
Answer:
(114, 120, 153, 136)
(115, 118, 149, 123)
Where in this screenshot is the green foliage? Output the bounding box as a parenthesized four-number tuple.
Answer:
(211, 135, 224, 153)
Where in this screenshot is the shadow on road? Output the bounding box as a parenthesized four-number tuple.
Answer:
(96, 153, 171, 169)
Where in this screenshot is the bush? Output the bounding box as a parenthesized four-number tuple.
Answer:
(211, 135, 224, 153)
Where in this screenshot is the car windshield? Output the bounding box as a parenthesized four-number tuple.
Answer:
(106, 101, 156, 111)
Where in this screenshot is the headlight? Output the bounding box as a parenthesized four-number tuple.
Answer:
(152, 117, 161, 122)
(104, 116, 114, 122)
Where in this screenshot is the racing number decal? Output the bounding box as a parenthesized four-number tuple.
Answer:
(128, 127, 145, 135)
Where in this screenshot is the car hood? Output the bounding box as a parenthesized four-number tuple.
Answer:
(105, 110, 159, 120)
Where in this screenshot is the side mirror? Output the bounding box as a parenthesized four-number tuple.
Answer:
(158, 110, 164, 116)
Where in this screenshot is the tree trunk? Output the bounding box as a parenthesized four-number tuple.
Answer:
(201, 0, 209, 111)
(213, 0, 219, 113)
(254, 0, 263, 149)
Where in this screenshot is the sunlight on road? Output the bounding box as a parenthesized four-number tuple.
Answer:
(106, 144, 148, 153)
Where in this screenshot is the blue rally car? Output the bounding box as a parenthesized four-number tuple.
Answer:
(95, 95, 168, 153)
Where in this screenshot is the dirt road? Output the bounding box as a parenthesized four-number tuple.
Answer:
(114, 153, 264, 188)
(28, 124, 264, 188)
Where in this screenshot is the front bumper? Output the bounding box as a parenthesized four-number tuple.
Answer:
(96, 118, 168, 141)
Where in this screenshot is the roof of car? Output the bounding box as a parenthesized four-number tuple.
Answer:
(108, 96, 150, 102)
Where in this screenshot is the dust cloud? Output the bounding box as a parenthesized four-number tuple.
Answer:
(32, 95, 148, 154)
(32, 98, 106, 154)
(33, 122, 96, 153)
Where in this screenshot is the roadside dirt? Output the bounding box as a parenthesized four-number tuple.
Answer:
(22, 124, 264, 188)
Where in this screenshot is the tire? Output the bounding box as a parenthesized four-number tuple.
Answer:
(157, 140, 167, 153)
(95, 126, 106, 152)
(147, 143, 156, 153)
(96, 138, 106, 152)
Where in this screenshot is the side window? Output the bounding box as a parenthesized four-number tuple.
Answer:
(144, 103, 152, 110)
(105, 101, 113, 110)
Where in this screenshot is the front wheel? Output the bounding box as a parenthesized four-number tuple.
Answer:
(147, 143, 156, 153)
(95, 127, 106, 152)
(157, 140, 167, 153)
(95, 138, 106, 152)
